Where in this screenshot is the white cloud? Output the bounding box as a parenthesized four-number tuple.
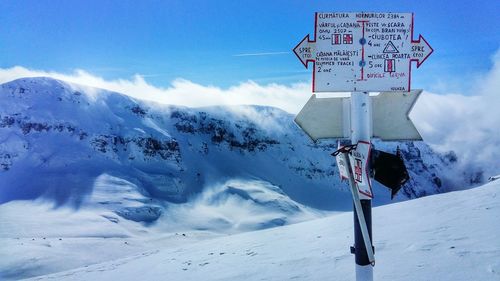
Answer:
(0, 66, 311, 114)
(411, 50, 500, 176)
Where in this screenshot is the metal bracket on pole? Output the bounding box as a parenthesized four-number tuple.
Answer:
(340, 151, 375, 266)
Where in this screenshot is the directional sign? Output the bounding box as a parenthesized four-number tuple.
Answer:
(294, 90, 423, 141)
(335, 144, 350, 180)
(349, 141, 373, 198)
(293, 12, 433, 92)
(372, 90, 422, 140)
(294, 94, 348, 140)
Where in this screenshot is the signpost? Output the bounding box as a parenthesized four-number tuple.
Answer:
(293, 12, 432, 281)
(293, 12, 432, 92)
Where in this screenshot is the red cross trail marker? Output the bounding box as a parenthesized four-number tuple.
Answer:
(350, 142, 372, 198)
(354, 159, 363, 182)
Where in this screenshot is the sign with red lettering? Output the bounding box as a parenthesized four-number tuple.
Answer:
(348, 141, 373, 198)
(293, 12, 433, 92)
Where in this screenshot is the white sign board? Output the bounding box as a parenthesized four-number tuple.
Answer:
(294, 94, 348, 140)
(349, 141, 373, 198)
(372, 90, 422, 140)
(293, 12, 433, 92)
(335, 145, 350, 180)
(294, 90, 423, 141)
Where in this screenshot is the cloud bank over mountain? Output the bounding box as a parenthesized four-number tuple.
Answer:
(1, 49, 499, 176)
(411, 50, 500, 176)
(0, 66, 311, 113)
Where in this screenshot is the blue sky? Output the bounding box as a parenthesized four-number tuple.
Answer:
(1, 0, 498, 92)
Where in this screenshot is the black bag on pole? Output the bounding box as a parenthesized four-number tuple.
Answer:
(371, 149, 409, 199)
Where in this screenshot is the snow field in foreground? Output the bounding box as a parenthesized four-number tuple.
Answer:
(18, 181, 500, 281)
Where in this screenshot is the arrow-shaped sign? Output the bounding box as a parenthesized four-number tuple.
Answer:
(292, 12, 433, 92)
(372, 90, 422, 140)
(294, 94, 348, 140)
(294, 90, 423, 141)
(411, 34, 434, 68)
(293, 35, 316, 68)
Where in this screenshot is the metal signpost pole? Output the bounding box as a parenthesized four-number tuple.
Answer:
(350, 91, 373, 281)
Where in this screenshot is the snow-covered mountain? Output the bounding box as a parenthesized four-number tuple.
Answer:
(0, 77, 463, 208)
(0, 77, 489, 280)
(0, 77, 471, 227)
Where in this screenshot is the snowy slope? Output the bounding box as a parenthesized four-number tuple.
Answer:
(0, 77, 483, 280)
(0, 178, 323, 280)
(16, 180, 500, 281)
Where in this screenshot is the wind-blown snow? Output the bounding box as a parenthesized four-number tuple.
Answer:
(158, 179, 323, 233)
(8, 180, 499, 281)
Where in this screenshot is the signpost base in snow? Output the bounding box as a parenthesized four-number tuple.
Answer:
(356, 263, 374, 281)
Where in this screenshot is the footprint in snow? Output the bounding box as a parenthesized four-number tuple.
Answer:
(487, 263, 500, 275)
